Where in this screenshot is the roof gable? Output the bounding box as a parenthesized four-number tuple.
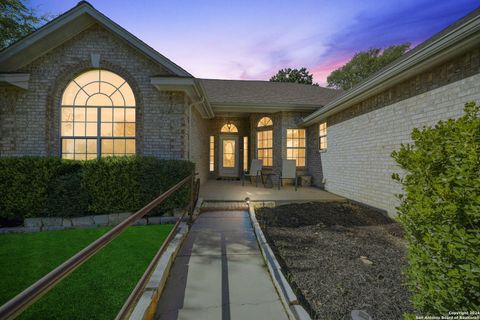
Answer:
(0, 1, 191, 77)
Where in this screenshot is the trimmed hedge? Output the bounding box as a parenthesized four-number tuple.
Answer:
(392, 102, 480, 316)
(81, 157, 193, 215)
(0, 156, 194, 226)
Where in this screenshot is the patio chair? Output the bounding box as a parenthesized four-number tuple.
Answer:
(242, 159, 263, 187)
(278, 159, 298, 191)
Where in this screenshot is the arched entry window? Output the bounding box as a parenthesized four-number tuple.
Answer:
(256, 117, 273, 166)
(60, 69, 136, 160)
(257, 117, 273, 127)
(220, 123, 238, 133)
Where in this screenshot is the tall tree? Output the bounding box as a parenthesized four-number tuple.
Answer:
(327, 43, 410, 90)
(270, 67, 318, 86)
(0, 0, 48, 49)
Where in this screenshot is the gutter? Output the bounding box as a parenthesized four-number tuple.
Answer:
(193, 79, 215, 118)
(301, 10, 480, 127)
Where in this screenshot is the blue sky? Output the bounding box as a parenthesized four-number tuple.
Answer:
(31, 0, 479, 85)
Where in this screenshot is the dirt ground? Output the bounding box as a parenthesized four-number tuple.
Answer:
(256, 202, 413, 320)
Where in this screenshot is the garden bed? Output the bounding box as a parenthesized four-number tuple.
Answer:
(256, 202, 413, 320)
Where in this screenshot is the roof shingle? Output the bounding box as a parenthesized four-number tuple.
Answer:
(200, 79, 342, 107)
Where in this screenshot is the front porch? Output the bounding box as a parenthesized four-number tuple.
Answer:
(199, 179, 345, 202)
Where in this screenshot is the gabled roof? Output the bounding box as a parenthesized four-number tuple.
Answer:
(199, 79, 342, 113)
(302, 6, 480, 126)
(0, 1, 192, 76)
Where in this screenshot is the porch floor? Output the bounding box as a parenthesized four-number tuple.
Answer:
(199, 180, 345, 202)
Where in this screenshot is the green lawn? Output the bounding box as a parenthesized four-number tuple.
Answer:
(0, 224, 173, 320)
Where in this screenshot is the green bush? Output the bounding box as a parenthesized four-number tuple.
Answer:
(81, 156, 194, 215)
(0, 157, 79, 223)
(0, 156, 194, 225)
(391, 102, 480, 316)
(46, 171, 89, 218)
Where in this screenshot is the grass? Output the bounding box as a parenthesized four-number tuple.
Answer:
(0, 224, 173, 320)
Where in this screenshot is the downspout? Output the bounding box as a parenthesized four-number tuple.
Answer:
(187, 97, 205, 161)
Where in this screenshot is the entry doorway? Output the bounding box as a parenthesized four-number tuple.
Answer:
(219, 135, 239, 177)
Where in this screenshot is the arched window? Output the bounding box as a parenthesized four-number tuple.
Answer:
(256, 116, 273, 166)
(220, 123, 238, 133)
(257, 117, 273, 127)
(60, 69, 136, 160)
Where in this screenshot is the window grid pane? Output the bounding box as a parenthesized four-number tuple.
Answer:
(257, 117, 273, 127)
(257, 130, 273, 167)
(287, 129, 306, 167)
(61, 69, 136, 160)
(319, 122, 327, 151)
(220, 123, 238, 133)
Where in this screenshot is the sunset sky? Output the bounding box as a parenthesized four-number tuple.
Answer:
(31, 0, 479, 86)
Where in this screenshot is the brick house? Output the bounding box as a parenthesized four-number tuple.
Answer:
(1, 2, 479, 216)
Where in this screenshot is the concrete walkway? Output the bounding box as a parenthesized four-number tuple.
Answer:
(155, 211, 289, 320)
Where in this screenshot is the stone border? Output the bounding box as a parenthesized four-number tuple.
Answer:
(128, 197, 203, 320)
(129, 222, 189, 320)
(0, 214, 184, 234)
(248, 203, 311, 320)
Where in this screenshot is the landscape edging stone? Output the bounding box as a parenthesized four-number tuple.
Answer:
(248, 203, 311, 320)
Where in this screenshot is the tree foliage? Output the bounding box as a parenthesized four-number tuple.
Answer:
(270, 67, 318, 86)
(0, 0, 48, 49)
(327, 43, 410, 90)
(391, 102, 480, 316)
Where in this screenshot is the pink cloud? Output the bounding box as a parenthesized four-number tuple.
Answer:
(311, 56, 351, 87)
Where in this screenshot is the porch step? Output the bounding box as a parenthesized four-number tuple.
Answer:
(201, 201, 248, 212)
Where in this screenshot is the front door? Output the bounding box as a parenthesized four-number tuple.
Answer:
(219, 135, 239, 177)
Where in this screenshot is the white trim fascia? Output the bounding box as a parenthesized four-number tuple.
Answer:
(87, 8, 191, 77)
(0, 73, 30, 89)
(0, 3, 191, 77)
(0, 6, 95, 71)
(301, 12, 480, 126)
(212, 103, 320, 113)
(150, 77, 196, 88)
(193, 79, 215, 118)
(150, 77, 215, 119)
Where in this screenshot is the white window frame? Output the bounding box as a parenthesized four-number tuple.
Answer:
(286, 129, 306, 167)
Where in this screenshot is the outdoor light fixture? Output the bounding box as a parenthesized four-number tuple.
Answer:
(245, 197, 250, 204)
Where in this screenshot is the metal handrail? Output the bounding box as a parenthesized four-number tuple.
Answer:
(116, 175, 200, 319)
(0, 173, 195, 320)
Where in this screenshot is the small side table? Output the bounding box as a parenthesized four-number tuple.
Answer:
(300, 175, 312, 187)
(261, 172, 275, 188)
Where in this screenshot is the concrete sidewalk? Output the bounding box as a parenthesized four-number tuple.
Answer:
(155, 211, 289, 320)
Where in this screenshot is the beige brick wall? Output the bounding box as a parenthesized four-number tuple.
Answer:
(306, 123, 323, 186)
(189, 106, 209, 184)
(0, 24, 187, 159)
(320, 73, 480, 216)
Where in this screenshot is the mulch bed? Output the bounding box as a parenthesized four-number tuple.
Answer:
(256, 202, 413, 320)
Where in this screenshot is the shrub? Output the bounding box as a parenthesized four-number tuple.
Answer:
(391, 102, 480, 315)
(0, 156, 194, 225)
(81, 156, 194, 215)
(46, 170, 89, 218)
(0, 157, 79, 223)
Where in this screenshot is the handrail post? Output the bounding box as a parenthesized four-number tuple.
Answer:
(188, 170, 195, 227)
